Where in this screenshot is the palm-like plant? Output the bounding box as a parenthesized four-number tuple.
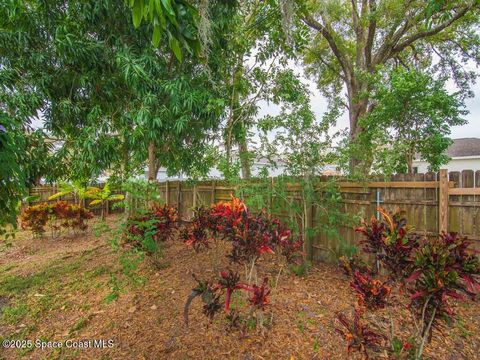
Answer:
(48, 181, 98, 206)
(87, 182, 124, 220)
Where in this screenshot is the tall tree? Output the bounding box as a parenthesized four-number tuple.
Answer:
(218, 0, 302, 179)
(0, 0, 232, 227)
(0, 113, 26, 234)
(258, 70, 337, 177)
(2, 0, 231, 178)
(360, 68, 467, 174)
(288, 0, 479, 171)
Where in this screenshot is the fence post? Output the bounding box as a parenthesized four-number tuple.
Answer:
(165, 181, 169, 205)
(211, 180, 216, 204)
(192, 183, 197, 216)
(177, 181, 182, 219)
(439, 169, 448, 234)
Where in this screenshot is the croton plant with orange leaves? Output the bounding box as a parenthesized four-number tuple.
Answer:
(355, 207, 420, 280)
(20, 201, 93, 236)
(335, 309, 385, 359)
(350, 270, 391, 311)
(339, 207, 480, 359)
(181, 196, 303, 264)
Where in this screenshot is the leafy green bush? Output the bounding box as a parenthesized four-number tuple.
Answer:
(124, 204, 178, 253)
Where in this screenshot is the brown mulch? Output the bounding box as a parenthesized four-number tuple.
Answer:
(1, 217, 479, 360)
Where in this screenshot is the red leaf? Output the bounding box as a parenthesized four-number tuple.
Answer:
(446, 290, 465, 301)
(406, 270, 422, 283)
(410, 291, 425, 300)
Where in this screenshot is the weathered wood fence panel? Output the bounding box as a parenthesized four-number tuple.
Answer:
(29, 169, 480, 260)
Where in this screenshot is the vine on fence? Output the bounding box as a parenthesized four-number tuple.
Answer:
(236, 175, 358, 262)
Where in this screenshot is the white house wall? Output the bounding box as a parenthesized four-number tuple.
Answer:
(413, 157, 480, 173)
(152, 162, 287, 181)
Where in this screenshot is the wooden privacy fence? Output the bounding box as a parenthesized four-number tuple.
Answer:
(28, 169, 480, 261)
(146, 169, 480, 261)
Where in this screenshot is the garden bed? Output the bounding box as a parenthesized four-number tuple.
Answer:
(1, 216, 479, 359)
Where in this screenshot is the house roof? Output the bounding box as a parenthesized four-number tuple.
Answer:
(445, 138, 480, 157)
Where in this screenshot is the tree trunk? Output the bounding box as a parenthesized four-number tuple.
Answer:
(238, 136, 251, 179)
(347, 81, 370, 174)
(406, 152, 414, 174)
(148, 141, 156, 181)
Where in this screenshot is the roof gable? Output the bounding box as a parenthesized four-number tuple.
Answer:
(446, 138, 480, 157)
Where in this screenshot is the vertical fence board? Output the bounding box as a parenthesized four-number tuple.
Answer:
(425, 172, 438, 235)
(461, 170, 475, 236)
(439, 169, 449, 234)
(448, 171, 461, 233)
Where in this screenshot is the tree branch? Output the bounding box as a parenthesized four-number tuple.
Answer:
(391, 4, 474, 56)
(301, 13, 351, 79)
(351, 0, 360, 34)
(319, 56, 345, 81)
(372, 0, 421, 66)
(365, 0, 377, 69)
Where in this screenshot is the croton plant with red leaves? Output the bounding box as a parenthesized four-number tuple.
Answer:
(184, 269, 271, 327)
(183, 275, 221, 327)
(246, 277, 271, 309)
(346, 209, 480, 359)
(126, 204, 178, 244)
(355, 207, 420, 280)
(211, 196, 247, 227)
(350, 270, 391, 311)
(180, 206, 219, 251)
(335, 309, 385, 359)
(406, 232, 480, 337)
(182, 196, 303, 264)
(151, 204, 178, 242)
(338, 255, 373, 277)
(216, 270, 271, 312)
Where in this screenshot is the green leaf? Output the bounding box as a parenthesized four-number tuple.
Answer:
(169, 36, 182, 62)
(152, 25, 161, 47)
(48, 191, 70, 200)
(132, 0, 143, 28)
(108, 194, 125, 201)
(23, 195, 41, 204)
(89, 199, 102, 206)
(161, 0, 175, 16)
(189, 39, 201, 55)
